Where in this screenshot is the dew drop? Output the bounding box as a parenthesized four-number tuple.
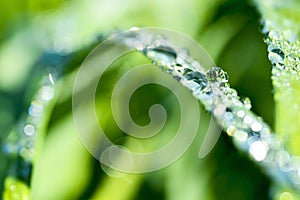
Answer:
(260, 127, 270, 137)
(268, 52, 284, 64)
(276, 151, 290, 169)
(251, 122, 262, 132)
(249, 141, 268, 161)
(225, 112, 233, 121)
(206, 67, 229, 83)
(269, 30, 280, 40)
(146, 46, 177, 66)
(28, 100, 43, 117)
(234, 130, 248, 142)
(40, 86, 54, 101)
(241, 97, 251, 110)
(23, 124, 35, 136)
(182, 68, 193, 76)
(2, 143, 17, 155)
(237, 110, 245, 118)
(226, 125, 236, 136)
(273, 63, 285, 70)
(268, 48, 285, 64)
(213, 104, 226, 116)
(223, 88, 238, 99)
(260, 20, 269, 36)
(243, 115, 253, 124)
(182, 71, 207, 91)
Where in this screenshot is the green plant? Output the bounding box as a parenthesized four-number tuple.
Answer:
(1, 0, 300, 199)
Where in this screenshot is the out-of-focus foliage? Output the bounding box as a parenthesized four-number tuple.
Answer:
(0, 0, 276, 199)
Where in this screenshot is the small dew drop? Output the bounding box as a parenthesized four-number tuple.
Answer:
(40, 86, 54, 101)
(234, 130, 248, 142)
(289, 156, 300, 171)
(243, 115, 253, 124)
(237, 110, 245, 118)
(276, 151, 290, 168)
(2, 143, 17, 155)
(241, 97, 251, 110)
(24, 124, 35, 136)
(274, 63, 285, 70)
(28, 100, 43, 117)
(225, 112, 233, 121)
(249, 141, 268, 161)
(226, 126, 236, 136)
(213, 104, 226, 116)
(251, 122, 263, 132)
(269, 30, 280, 40)
(260, 127, 270, 137)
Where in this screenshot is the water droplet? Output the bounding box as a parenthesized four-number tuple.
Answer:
(234, 130, 248, 142)
(146, 46, 177, 66)
(40, 86, 54, 101)
(225, 111, 233, 121)
(226, 125, 236, 136)
(220, 82, 230, 88)
(2, 143, 18, 155)
(272, 67, 281, 77)
(249, 141, 268, 161)
(276, 151, 290, 171)
(273, 63, 285, 70)
(269, 30, 280, 40)
(23, 124, 35, 136)
(223, 88, 238, 99)
(260, 20, 269, 36)
(237, 110, 245, 118)
(267, 136, 281, 150)
(182, 71, 207, 91)
(20, 148, 34, 159)
(289, 156, 300, 171)
(260, 127, 270, 137)
(241, 97, 251, 110)
(243, 115, 253, 124)
(213, 104, 226, 116)
(251, 122, 262, 132)
(206, 67, 229, 83)
(182, 68, 193, 76)
(28, 100, 43, 117)
(268, 47, 285, 64)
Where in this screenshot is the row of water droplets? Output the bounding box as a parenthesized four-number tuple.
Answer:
(259, 12, 300, 197)
(2, 69, 57, 198)
(3, 72, 56, 161)
(113, 28, 300, 190)
(262, 19, 300, 93)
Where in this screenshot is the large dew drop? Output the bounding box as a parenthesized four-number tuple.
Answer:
(181, 71, 207, 91)
(146, 46, 177, 66)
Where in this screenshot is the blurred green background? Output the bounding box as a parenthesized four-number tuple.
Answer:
(0, 0, 276, 199)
